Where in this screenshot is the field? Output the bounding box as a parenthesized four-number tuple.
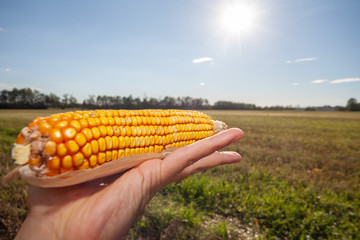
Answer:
(1, 109, 360, 239)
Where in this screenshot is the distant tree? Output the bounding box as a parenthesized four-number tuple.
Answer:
(61, 94, 69, 109)
(122, 95, 134, 109)
(134, 97, 142, 109)
(83, 95, 96, 109)
(45, 93, 61, 108)
(0, 89, 10, 107)
(147, 97, 159, 108)
(347, 98, 360, 111)
(69, 95, 78, 107)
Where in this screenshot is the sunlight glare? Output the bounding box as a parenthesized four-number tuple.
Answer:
(219, 2, 258, 36)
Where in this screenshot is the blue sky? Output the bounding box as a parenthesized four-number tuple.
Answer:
(0, 0, 359, 107)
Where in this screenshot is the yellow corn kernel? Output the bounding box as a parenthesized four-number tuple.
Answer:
(72, 113, 83, 120)
(158, 145, 164, 152)
(139, 136, 146, 147)
(149, 136, 155, 146)
(50, 129, 63, 143)
(81, 142, 92, 157)
(154, 145, 160, 153)
(89, 155, 97, 167)
(97, 152, 106, 164)
(111, 150, 118, 160)
(99, 125, 108, 137)
(112, 136, 119, 149)
(91, 127, 101, 139)
(73, 152, 84, 167)
(125, 117, 132, 125)
(124, 148, 131, 156)
(49, 114, 61, 126)
(44, 141, 56, 155)
(64, 140, 79, 154)
(125, 126, 132, 136)
(105, 151, 112, 162)
(87, 117, 97, 128)
(69, 120, 82, 132)
(57, 143, 67, 156)
(29, 156, 41, 166)
(140, 116, 147, 125)
(113, 126, 120, 136)
(39, 122, 52, 135)
(124, 136, 131, 148)
(143, 136, 149, 146)
(99, 116, 109, 125)
(90, 140, 99, 154)
(106, 126, 114, 136)
(79, 118, 88, 128)
(114, 117, 121, 126)
(62, 155, 73, 169)
(61, 112, 73, 121)
(119, 126, 126, 136)
(129, 136, 136, 148)
(108, 117, 115, 126)
(62, 127, 77, 141)
(48, 156, 60, 170)
(148, 146, 154, 153)
(74, 133, 87, 147)
(81, 128, 93, 141)
(54, 120, 68, 129)
(118, 149, 125, 158)
(118, 136, 125, 148)
(98, 137, 106, 152)
(78, 160, 89, 170)
(105, 136, 112, 150)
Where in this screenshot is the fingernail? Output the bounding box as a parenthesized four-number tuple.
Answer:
(231, 129, 244, 143)
(223, 151, 242, 162)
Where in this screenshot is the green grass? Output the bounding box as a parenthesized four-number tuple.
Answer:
(0, 117, 30, 239)
(1, 110, 360, 239)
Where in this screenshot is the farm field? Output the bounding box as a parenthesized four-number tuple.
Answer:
(1, 109, 360, 239)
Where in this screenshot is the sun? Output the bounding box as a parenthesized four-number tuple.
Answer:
(219, 2, 258, 36)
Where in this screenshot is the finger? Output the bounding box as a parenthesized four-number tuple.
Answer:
(173, 151, 241, 182)
(160, 128, 243, 183)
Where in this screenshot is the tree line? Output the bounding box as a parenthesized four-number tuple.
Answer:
(0, 88, 358, 111)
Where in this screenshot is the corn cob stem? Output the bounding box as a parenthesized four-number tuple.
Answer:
(11, 109, 227, 177)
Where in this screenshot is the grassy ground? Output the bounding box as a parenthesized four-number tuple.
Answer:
(1, 110, 359, 239)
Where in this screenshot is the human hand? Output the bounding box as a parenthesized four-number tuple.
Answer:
(15, 128, 243, 240)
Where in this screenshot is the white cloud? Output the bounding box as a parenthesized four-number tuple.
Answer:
(5, 68, 10, 72)
(286, 57, 317, 64)
(192, 57, 213, 64)
(292, 82, 299, 86)
(0, 27, 3, 31)
(199, 82, 205, 87)
(330, 78, 360, 84)
(311, 79, 327, 84)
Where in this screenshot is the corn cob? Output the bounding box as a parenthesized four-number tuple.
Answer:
(11, 109, 227, 177)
